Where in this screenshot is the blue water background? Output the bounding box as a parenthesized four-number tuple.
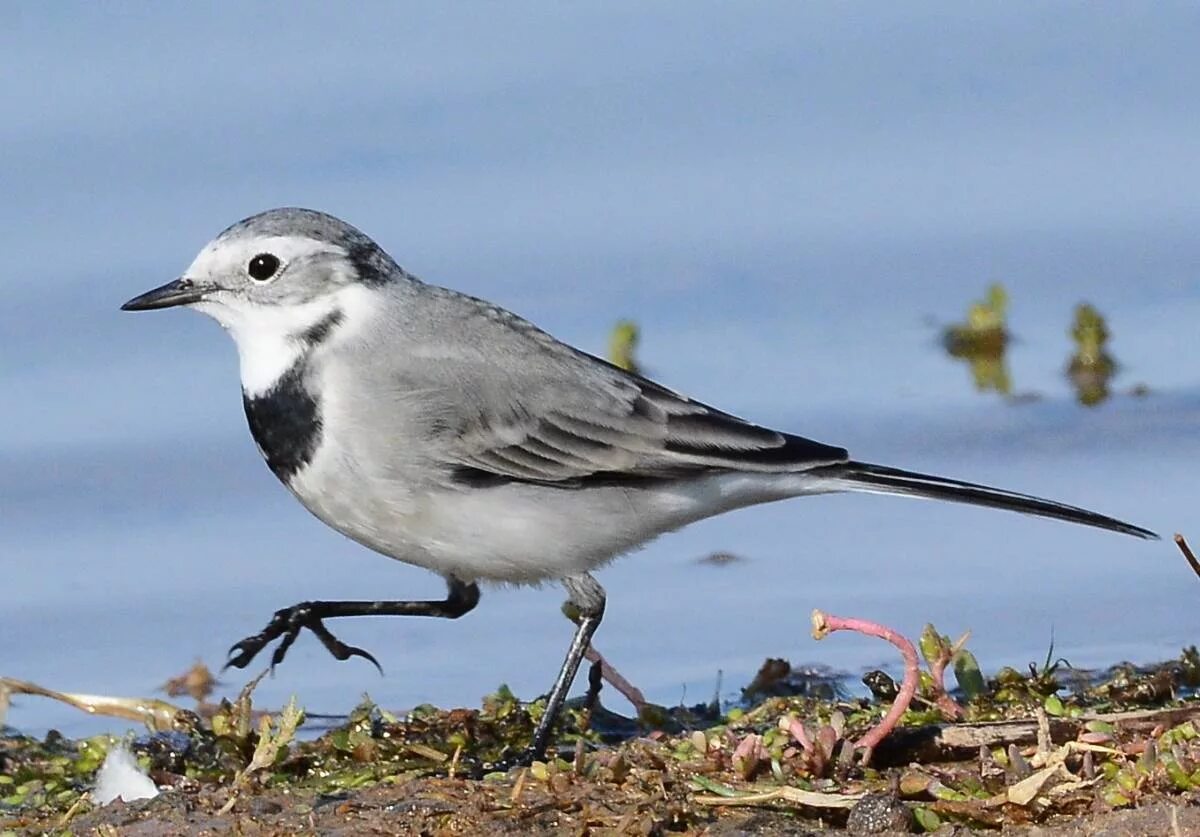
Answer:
(2, 4, 1198, 736)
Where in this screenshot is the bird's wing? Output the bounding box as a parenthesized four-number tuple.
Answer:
(412, 344, 848, 486)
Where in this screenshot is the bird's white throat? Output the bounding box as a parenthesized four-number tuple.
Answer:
(194, 285, 372, 397)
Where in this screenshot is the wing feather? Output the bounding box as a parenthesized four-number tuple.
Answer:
(389, 290, 848, 486)
(448, 361, 847, 486)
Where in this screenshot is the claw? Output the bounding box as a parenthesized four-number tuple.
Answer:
(308, 621, 384, 675)
(269, 627, 301, 669)
(221, 604, 384, 673)
(223, 638, 266, 672)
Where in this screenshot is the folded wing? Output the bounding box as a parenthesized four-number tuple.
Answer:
(446, 353, 848, 486)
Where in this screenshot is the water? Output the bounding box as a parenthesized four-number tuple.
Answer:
(3, 4, 1199, 739)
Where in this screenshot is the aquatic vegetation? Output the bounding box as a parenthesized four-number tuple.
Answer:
(7, 584, 1200, 831)
(943, 283, 1009, 353)
(935, 286, 1158, 405)
(941, 282, 1013, 396)
(607, 319, 641, 374)
(1067, 302, 1118, 407)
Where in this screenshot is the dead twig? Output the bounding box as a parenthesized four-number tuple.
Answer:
(693, 785, 863, 809)
(0, 677, 186, 732)
(583, 644, 647, 714)
(1035, 704, 1052, 757)
(1175, 533, 1200, 580)
(872, 704, 1200, 766)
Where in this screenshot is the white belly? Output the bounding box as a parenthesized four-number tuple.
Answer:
(288, 438, 836, 584)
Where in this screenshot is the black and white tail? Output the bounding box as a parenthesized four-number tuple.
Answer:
(814, 461, 1157, 539)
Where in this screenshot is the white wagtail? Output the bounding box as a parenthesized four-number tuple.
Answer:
(122, 208, 1156, 763)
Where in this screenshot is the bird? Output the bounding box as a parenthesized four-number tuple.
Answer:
(121, 208, 1157, 765)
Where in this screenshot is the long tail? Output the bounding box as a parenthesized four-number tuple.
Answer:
(813, 461, 1157, 539)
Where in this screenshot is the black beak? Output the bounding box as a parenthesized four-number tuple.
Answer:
(121, 277, 207, 312)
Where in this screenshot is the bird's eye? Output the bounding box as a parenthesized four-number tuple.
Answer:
(247, 253, 281, 281)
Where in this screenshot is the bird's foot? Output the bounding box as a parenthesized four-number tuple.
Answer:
(223, 602, 383, 673)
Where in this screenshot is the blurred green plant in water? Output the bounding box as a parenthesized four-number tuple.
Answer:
(941, 283, 1012, 396)
(1067, 302, 1117, 407)
(608, 320, 641, 375)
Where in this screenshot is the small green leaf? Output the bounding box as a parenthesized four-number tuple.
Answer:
(952, 650, 986, 700)
(329, 729, 352, 752)
(930, 783, 970, 802)
(1043, 694, 1065, 716)
(913, 806, 942, 832)
(1103, 788, 1133, 808)
(1174, 721, 1198, 741)
(919, 625, 948, 668)
(1164, 758, 1194, 791)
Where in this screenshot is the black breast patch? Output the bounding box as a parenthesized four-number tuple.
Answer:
(243, 364, 322, 483)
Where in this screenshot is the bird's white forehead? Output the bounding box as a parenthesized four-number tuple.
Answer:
(186, 234, 345, 278)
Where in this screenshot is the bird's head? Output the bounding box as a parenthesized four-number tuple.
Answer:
(122, 208, 403, 395)
(122, 207, 399, 318)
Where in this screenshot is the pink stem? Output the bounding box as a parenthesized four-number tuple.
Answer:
(732, 732, 765, 771)
(929, 654, 964, 720)
(786, 716, 814, 752)
(811, 610, 920, 761)
(584, 645, 647, 714)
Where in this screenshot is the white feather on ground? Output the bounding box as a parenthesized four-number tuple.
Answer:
(93, 745, 159, 805)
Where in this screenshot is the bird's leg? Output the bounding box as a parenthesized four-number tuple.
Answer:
(224, 577, 480, 672)
(484, 574, 605, 772)
(561, 600, 647, 714)
(529, 574, 606, 760)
